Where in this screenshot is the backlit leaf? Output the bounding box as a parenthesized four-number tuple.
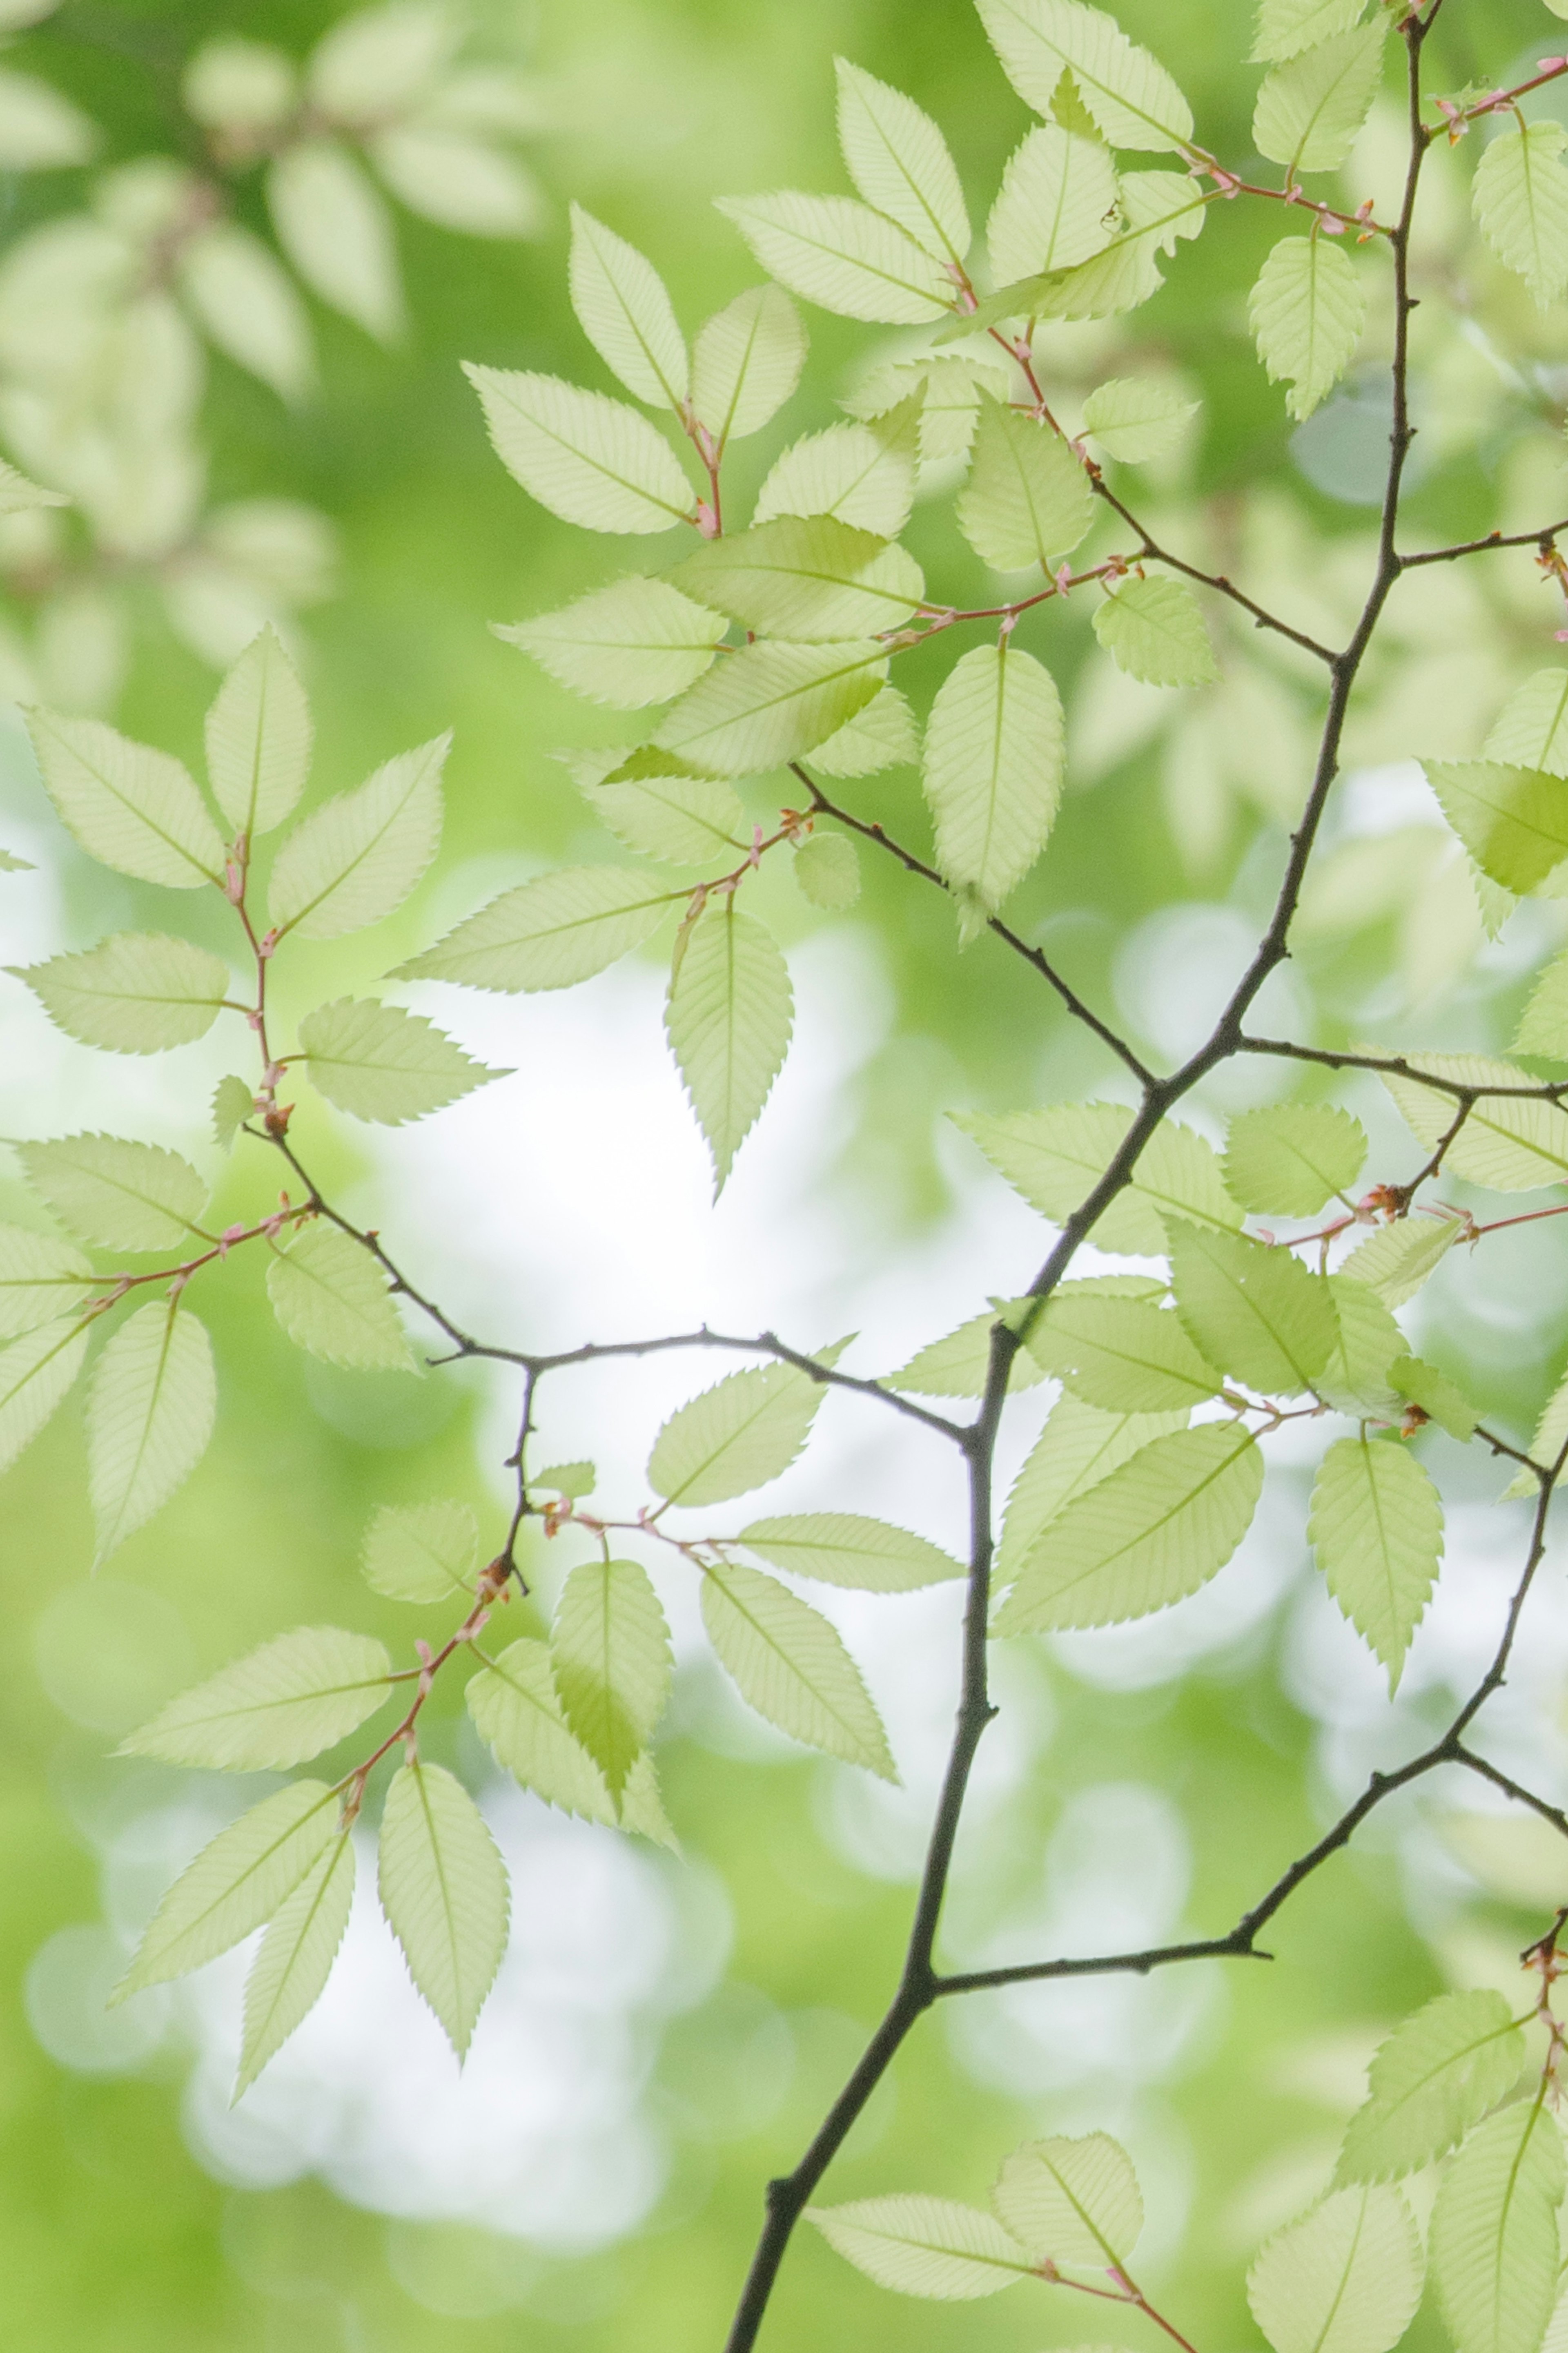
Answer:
(378, 1760, 508, 2057)
(1249, 233, 1365, 421)
(885, 1295, 1054, 1396)
(0, 1224, 94, 1339)
(738, 1512, 962, 1590)
(266, 1221, 416, 1371)
(583, 767, 746, 865)
(1483, 669, 1568, 777)
(1339, 1213, 1461, 1307)
(298, 998, 505, 1124)
(834, 59, 970, 265)
(1248, 2185, 1423, 2353)
(361, 1499, 477, 1602)
(551, 1557, 671, 1800)
(974, 0, 1195, 152)
(665, 898, 793, 1189)
(700, 1555, 895, 1776)
(953, 1102, 1241, 1251)
(753, 395, 922, 537)
(1430, 2101, 1564, 2353)
(1081, 374, 1198, 462)
(372, 127, 543, 238)
(497, 577, 727, 709)
(11, 932, 232, 1054)
(1093, 575, 1217, 688)
(1336, 1991, 1526, 2185)
(648, 1349, 842, 1506)
(269, 140, 403, 340)
(0, 1316, 91, 1478)
(654, 638, 886, 777)
(1169, 1220, 1337, 1393)
(212, 1075, 254, 1150)
(116, 1780, 339, 1998)
(807, 2196, 1031, 2299)
(987, 121, 1120, 285)
(1223, 1103, 1366, 1216)
(236, 1831, 354, 2095)
(269, 735, 446, 939)
(179, 222, 316, 402)
(205, 623, 312, 838)
(399, 866, 677, 992)
(715, 191, 955, 324)
(923, 642, 1064, 930)
(1308, 1436, 1443, 1691)
(956, 399, 1095, 572)
(466, 365, 696, 533)
(16, 1133, 207, 1251)
(1253, 23, 1386, 178)
(1026, 1289, 1225, 1411)
(997, 1395, 1189, 1586)
(468, 1636, 675, 1843)
(1473, 121, 1568, 309)
(86, 1298, 216, 1563)
(810, 682, 919, 776)
(568, 204, 687, 411)
(1423, 760, 1568, 895)
(1378, 1051, 1568, 1191)
(120, 1626, 393, 1770)
(992, 2132, 1142, 2266)
(25, 710, 226, 890)
(690, 284, 808, 449)
(1390, 1353, 1477, 1441)
(669, 514, 924, 640)
(1512, 948, 1568, 1061)
(1317, 1274, 1406, 1416)
(1253, 0, 1369, 65)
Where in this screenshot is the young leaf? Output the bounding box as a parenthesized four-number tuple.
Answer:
(1169, 1220, 1337, 1393)
(16, 1134, 207, 1252)
(205, 624, 312, 838)
(115, 1780, 339, 1998)
(956, 399, 1095, 572)
(1339, 1213, 1460, 1307)
(0, 1224, 94, 1340)
(119, 1626, 393, 1770)
(10, 932, 232, 1055)
(806, 2196, 1031, 2299)
(648, 1350, 842, 1506)
(715, 192, 955, 324)
(953, 1102, 1241, 1252)
(654, 639, 887, 777)
(24, 711, 226, 890)
(665, 897, 793, 1189)
(1484, 668, 1568, 778)
(833, 59, 970, 266)
(1223, 1103, 1366, 1216)
(584, 770, 746, 866)
(1093, 575, 1217, 689)
(1390, 1353, 1477, 1441)
(1430, 2101, 1565, 2353)
(753, 396, 922, 537)
(1249, 233, 1365, 421)
(793, 832, 860, 910)
(266, 1222, 416, 1372)
(1081, 375, 1198, 462)
(1308, 1436, 1443, 1691)
(179, 221, 315, 404)
(1422, 760, 1568, 895)
(535, 1461, 597, 1499)
(700, 1556, 895, 1777)
(212, 1075, 255, 1151)
(885, 1296, 1054, 1397)
(1473, 122, 1568, 308)
(298, 998, 505, 1124)
(738, 1512, 963, 1590)
(1247, 2185, 1423, 2353)
(464, 365, 696, 533)
(1026, 1291, 1225, 1412)
(844, 350, 1011, 464)
(669, 515, 924, 640)
(0, 1316, 91, 1478)
(1253, 23, 1386, 178)
(811, 681, 919, 777)
(1513, 948, 1568, 1061)
(986, 121, 1120, 285)
(236, 1830, 355, 2096)
(378, 1760, 508, 2058)
(398, 867, 678, 992)
(974, 0, 1195, 153)
(997, 1396, 1189, 1586)
(973, 168, 1205, 326)
(567, 204, 687, 412)
(86, 1298, 216, 1564)
(268, 141, 402, 341)
(996, 1421, 1264, 1633)
(922, 641, 1065, 930)
(361, 1499, 478, 1602)
(992, 2132, 1142, 2266)
(1507, 1365, 1568, 1501)
(497, 577, 727, 709)
(1335, 1991, 1526, 2186)
(268, 734, 447, 940)
(1253, 0, 1369, 65)
(468, 1636, 675, 1844)
(1378, 1051, 1568, 1191)
(0, 847, 33, 870)
(690, 284, 808, 450)
(551, 1557, 671, 1800)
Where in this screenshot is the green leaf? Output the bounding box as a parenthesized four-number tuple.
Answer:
(1081, 375, 1198, 462)
(465, 364, 696, 533)
(1169, 1221, 1337, 1394)
(1378, 1051, 1568, 1191)
(1223, 1104, 1367, 1216)
(496, 578, 728, 709)
(1317, 1274, 1406, 1416)
(974, 0, 1195, 153)
(362, 1499, 478, 1602)
(584, 769, 747, 866)
(1030, 169, 1206, 321)
(807, 2196, 1031, 2299)
(923, 642, 1064, 931)
(212, 1075, 254, 1150)
(1336, 1991, 1527, 2186)
(86, 1298, 216, 1564)
(1430, 758, 1568, 896)
(378, 1760, 508, 2058)
(1340, 1213, 1461, 1307)
(1249, 232, 1365, 421)
(995, 1420, 1264, 1633)
(1512, 950, 1568, 1061)
(665, 897, 793, 1190)
(1308, 1436, 1443, 1691)
(997, 1395, 1189, 1587)
(120, 1626, 393, 1770)
(1473, 122, 1568, 308)
(986, 121, 1121, 285)
(844, 350, 1012, 464)
(0, 1316, 91, 1479)
(0, 458, 67, 513)
(468, 1636, 674, 1843)
(567, 204, 687, 412)
(669, 515, 924, 640)
(268, 734, 447, 940)
(1390, 1353, 1478, 1441)
(298, 998, 505, 1124)
(648, 1348, 843, 1507)
(956, 399, 1095, 572)
(1026, 1289, 1225, 1412)
(1430, 2101, 1565, 2353)
(0, 1223, 94, 1339)
(24, 710, 226, 890)
(115, 1780, 339, 1999)
(1248, 2185, 1423, 2353)
(10, 932, 232, 1055)
(236, 1830, 355, 2095)
(535, 1461, 596, 1499)
(1508, 1366, 1568, 1499)
(266, 1222, 416, 1371)
(953, 1102, 1241, 1252)
(715, 192, 955, 324)
(690, 284, 808, 451)
(654, 639, 887, 777)
(700, 1556, 895, 1777)
(551, 1557, 671, 1800)
(1093, 575, 1218, 688)
(793, 832, 860, 910)
(16, 1133, 207, 1251)
(268, 139, 401, 340)
(1253, 0, 1369, 65)
(991, 2131, 1142, 2266)
(1483, 669, 1568, 778)
(833, 59, 970, 266)
(0, 846, 32, 870)
(739, 1513, 964, 1590)
(810, 682, 919, 776)
(205, 624, 312, 839)
(1253, 23, 1386, 178)
(885, 1296, 1055, 1397)
(397, 868, 678, 992)
(754, 395, 922, 537)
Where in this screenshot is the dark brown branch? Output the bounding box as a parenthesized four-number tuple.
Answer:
(1238, 1037, 1568, 1103)
(1091, 477, 1340, 667)
(1400, 516, 1568, 569)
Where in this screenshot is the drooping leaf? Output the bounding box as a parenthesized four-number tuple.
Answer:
(236, 1830, 355, 2096)
(808, 2197, 1031, 2299)
(467, 1636, 675, 1844)
(9, 932, 232, 1055)
(654, 639, 887, 777)
(1081, 374, 1198, 462)
(1253, 0, 1369, 65)
(793, 832, 861, 909)
(665, 898, 793, 1189)
(119, 1626, 393, 1770)
(1169, 1220, 1337, 1394)
(397, 868, 679, 992)
(268, 735, 447, 939)
(212, 1075, 255, 1151)
(1247, 2185, 1423, 2353)
(1249, 232, 1365, 421)
(1430, 2101, 1565, 2353)
(922, 642, 1064, 930)
(298, 998, 505, 1125)
(738, 1513, 963, 1590)
(24, 710, 226, 890)
(534, 1461, 597, 1499)
(1223, 1103, 1367, 1216)
(834, 59, 970, 265)
(700, 1556, 895, 1777)
(1025, 1289, 1225, 1412)
(690, 284, 808, 450)
(1092, 575, 1217, 688)
(583, 767, 747, 866)
(1378, 1051, 1568, 1191)
(1335, 1991, 1526, 2186)
(567, 203, 687, 411)
(497, 577, 728, 709)
(715, 191, 956, 323)
(974, 0, 1195, 153)
(986, 120, 1120, 285)
(648, 1349, 843, 1506)
(1473, 121, 1568, 309)
(1253, 23, 1386, 178)
(953, 1102, 1241, 1252)
(465, 365, 696, 533)
(16, 1133, 207, 1252)
(0, 1224, 94, 1339)
(361, 1499, 478, 1602)
(884, 1294, 1054, 1397)
(956, 398, 1095, 572)
(1422, 760, 1568, 895)
(1313, 1275, 1403, 1422)
(809, 681, 920, 776)
(268, 140, 402, 339)
(266, 1222, 416, 1371)
(753, 395, 922, 537)
(1308, 1436, 1443, 1691)
(86, 1299, 216, 1564)
(1339, 1213, 1461, 1307)
(205, 624, 312, 838)
(115, 1780, 339, 1999)
(377, 1760, 509, 2058)
(551, 1557, 671, 1801)
(991, 2132, 1143, 2267)
(1390, 1353, 1478, 1441)
(669, 515, 924, 640)
(0, 1316, 91, 1478)
(997, 1395, 1189, 1586)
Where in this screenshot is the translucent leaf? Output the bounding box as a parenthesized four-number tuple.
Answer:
(361, 1499, 477, 1602)
(0, 65, 96, 167)
(465, 365, 696, 534)
(1421, 761, 1568, 895)
(0, 1316, 91, 1478)
(1318, 1282, 1416, 1416)
(212, 1075, 254, 1151)
(653, 638, 886, 777)
(0, 1224, 93, 1339)
(1308, 1436, 1443, 1691)
(843, 350, 1011, 466)
(1378, 1051, 1568, 1191)
(1092, 576, 1217, 689)
(690, 284, 808, 449)
(497, 577, 727, 709)
(1253, 0, 1369, 65)
(1390, 1353, 1478, 1441)
(648, 1349, 842, 1507)
(1484, 669, 1568, 778)
(184, 35, 297, 133)
(86, 1299, 215, 1564)
(120, 1626, 393, 1770)
(568, 204, 688, 411)
(1170, 1221, 1337, 1394)
(794, 832, 860, 909)
(956, 399, 1095, 572)
(995, 1421, 1264, 1633)
(0, 460, 65, 515)
(24, 710, 226, 890)
(953, 1102, 1241, 1252)
(468, 1637, 674, 1843)
(298, 998, 505, 1124)
(1026, 1290, 1225, 1411)
(205, 625, 312, 838)
(551, 1557, 671, 1800)
(1253, 24, 1386, 177)
(236, 1831, 354, 2095)
(1339, 1214, 1460, 1307)
(268, 141, 402, 341)
(665, 898, 793, 1190)
(306, 1, 455, 116)
(266, 1222, 416, 1372)
(396, 867, 677, 992)
(886, 1296, 1055, 1396)
(1081, 375, 1198, 462)
(974, 0, 1194, 153)
(923, 642, 1064, 929)
(753, 396, 922, 538)
(806, 2196, 1031, 2299)
(378, 1760, 508, 2057)
(1007, 166, 1204, 322)
(998, 1396, 1189, 1587)
(178, 223, 315, 404)
(1249, 233, 1365, 422)
(810, 682, 919, 776)
(834, 59, 970, 265)
(738, 1512, 962, 1590)
(535, 1461, 596, 1499)
(372, 128, 543, 239)
(1512, 950, 1568, 1061)
(116, 1781, 339, 1998)
(0, 845, 33, 868)
(715, 192, 955, 324)
(669, 515, 924, 640)
(16, 1133, 207, 1251)
(268, 734, 446, 940)
(1223, 1104, 1366, 1216)
(1430, 2102, 1564, 2353)
(992, 2132, 1142, 2266)
(583, 770, 746, 866)
(1473, 122, 1568, 309)
(987, 122, 1121, 285)
(700, 1557, 895, 1777)
(1248, 2185, 1423, 2353)
(1335, 1991, 1526, 2186)
(11, 932, 231, 1054)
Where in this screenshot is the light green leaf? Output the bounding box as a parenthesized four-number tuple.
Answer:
(266, 1222, 416, 1372)
(1169, 1221, 1337, 1394)
(0, 846, 32, 870)
(205, 624, 312, 838)
(464, 365, 696, 533)
(116, 1781, 339, 1999)
(700, 1556, 895, 1777)
(10, 932, 232, 1055)
(1377, 1051, 1568, 1191)
(0, 1224, 94, 1339)
(1390, 1353, 1478, 1441)
(1253, 23, 1386, 178)
(996, 1420, 1264, 1633)
(268, 140, 401, 340)
(1248, 2185, 1423, 2353)
(1340, 1213, 1461, 1307)
(806, 2195, 1031, 2299)
(665, 898, 793, 1189)
(956, 399, 1095, 572)
(986, 121, 1121, 285)
(1473, 121, 1568, 309)
(793, 832, 860, 910)
(843, 350, 1012, 465)
(654, 639, 886, 778)
(1336, 1991, 1526, 2186)
(24, 710, 226, 890)
(1249, 232, 1365, 422)
(567, 203, 687, 412)
(1430, 2101, 1564, 2353)
(0, 458, 67, 513)
(1223, 1103, 1366, 1216)
(987, 168, 1206, 324)
(1092, 575, 1218, 688)
(268, 734, 447, 940)
(1317, 1273, 1405, 1416)
(16, 1133, 207, 1252)
(690, 284, 808, 451)
(1512, 950, 1568, 1061)
(1082, 375, 1198, 462)
(212, 1075, 254, 1151)
(885, 1295, 1056, 1397)
(378, 1760, 508, 2058)
(362, 1499, 477, 1602)
(583, 768, 746, 866)
(974, 0, 1195, 153)
(397, 867, 679, 992)
(754, 395, 922, 537)
(810, 682, 919, 776)
(468, 1636, 675, 1844)
(669, 515, 924, 640)
(1484, 669, 1568, 778)
(997, 1395, 1189, 1586)
(738, 1512, 962, 1590)
(715, 192, 955, 324)
(1253, 0, 1369, 65)
(86, 1299, 215, 1564)
(179, 220, 315, 403)
(497, 577, 728, 709)
(953, 1102, 1241, 1252)
(298, 998, 505, 1124)
(1026, 1290, 1225, 1412)
(551, 1557, 671, 1800)
(1424, 758, 1568, 896)
(236, 1831, 355, 2095)
(923, 642, 1064, 930)
(0, 1316, 91, 1478)
(834, 59, 970, 266)
(992, 2131, 1142, 2266)
(119, 1626, 393, 1770)
(535, 1461, 596, 1499)
(1308, 1436, 1443, 1691)
(648, 1347, 843, 1507)
(1508, 1364, 1568, 1498)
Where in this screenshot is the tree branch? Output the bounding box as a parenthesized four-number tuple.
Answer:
(1090, 477, 1341, 667)
(1399, 516, 1568, 569)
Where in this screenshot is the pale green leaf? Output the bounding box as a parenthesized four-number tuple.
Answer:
(956, 399, 1095, 572)
(16, 1133, 207, 1251)
(1253, 0, 1369, 65)
(1081, 375, 1198, 462)
(1483, 669, 1568, 778)
(992, 2132, 1142, 2266)
(1092, 575, 1218, 688)
(10, 932, 232, 1055)
(212, 1075, 254, 1151)
(119, 1626, 393, 1770)
(468, 1636, 675, 1843)
(0, 457, 67, 513)
(179, 220, 315, 403)
(1248, 2185, 1423, 2353)
(700, 1555, 895, 1777)
(1170, 1221, 1337, 1394)
(0, 1316, 91, 1477)
(669, 515, 924, 640)
(1430, 2102, 1565, 2353)
(715, 192, 955, 324)
(923, 642, 1064, 928)
(1223, 1104, 1366, 1216)
(970, 168, 1206, 327)
(236, 1831, 354, 2095)
(1253, 24, 1386, 178)
(654, 639, 886, 777)
(298, 998, 505, 1124)
(793, 832, 860, 910)
(0, 1223, 94, 1339)
(842, 350, 1012, 465)
(0, 846, 32, 870)
(986, 121, 1121, 286)
(834, 59, 970, 266)
(24, 710, 226, 890)
(806, 2195, 1031, 2299)
(648, 1347, 843, 1507)
(738, 1512, 962, 1590)
(397, 867, 679, 992)
(551, 1557, 671, 1800)
(974, 0, 1195, 152)
(1249, 234, 1365, 424)
(205, 624, 312, 838)
(1422, 760, 1568, 894)
(266, 1222, 416, 1372)
(1336, 1991, 1526, 2186)
(268, 140, 401, 340)
(665, 898, 793, 1189)
(371, 127, 544, 238)
(997, 1395, 1189, 1586)
(690, 284, 808, 450)
(885, 1294, 1060, 1397)
(535, 1461, 596, 1499)
(1506, 1364, 1568, 1498)
(1473, 121, 1568, 308)
(810, 682, 919, 776)
(465, 364, 696, 533)
(1512, 949, 1568, 1061)
(1339, 1213, 1461, 1307)
(1317, 1273, 1406, 1416)
(1026, 1289, 1225, 1412)
(496, 577, 728, 709)
(568, 204, 687, 411)
(1390, 1353, 1478, 1441)
(362, 1499, 477, 1602)
(86, 1299, 215, 1564)
(268, 734, 447, 940)
(116, 1780, 339, 1999)
(1308, 1436, 1443, 1691)
(1378, 1051, 1568, 1191)
(378, 1760, 509, 2056)
(953, 1102, 1241, 1252)
(753, 395, 922, 537)
(583, 769, 747, 866)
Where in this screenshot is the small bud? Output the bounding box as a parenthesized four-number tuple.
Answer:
(694, 498, 720, 540)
